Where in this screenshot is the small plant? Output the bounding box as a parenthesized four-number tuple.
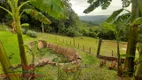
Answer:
(26, 30, 37, 38)
(22, 28, 28, 34)
(0, 24, 7, 31)
(66, 27, 81, 37)
(52, 55, 68, 63)
(22, 23, 29, 34)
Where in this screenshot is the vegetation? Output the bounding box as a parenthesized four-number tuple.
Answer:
(0, 31, 120, 80)
(0, 0, 142, 79)
(84, 0, 142, 78)
(26, 30, 37, 38)
(0, 0, 65, 79)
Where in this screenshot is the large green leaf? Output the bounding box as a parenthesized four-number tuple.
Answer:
(24, 9, 51, 24)
(29, 0, 65, 19)
(131, 17, 142, 26)
(102, 22, 116, 32)
(105, 9, 123, 23)
(138, 0, 142, 16)
(0, 41, 19, 80)
(138, 34, 142, 43)
(87, 0, 94, 4)
(115, 13, 132, 27)
(122, 0, 131, 7)
(84, 0, 112, 13)
(115, 13, 131, 22)
(21, 23, 30, 27)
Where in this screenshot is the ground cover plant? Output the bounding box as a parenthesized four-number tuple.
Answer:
(0, 0, 142, 80)
(0, 30, 120, 80)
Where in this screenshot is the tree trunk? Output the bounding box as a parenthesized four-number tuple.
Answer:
(124, 0, 139, 76)
(124, 25, 138, 76)
(41, 23, 44, 33)
(116, 37, 122, 76)
(0, 41, 18, 80)
(135, 45, 142, 80)
(134, 0, 142, 79)
(15, 14, 28, 79)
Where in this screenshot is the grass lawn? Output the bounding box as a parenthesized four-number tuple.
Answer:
(38, 33, 128, 57)
(0, 31, 126, 80)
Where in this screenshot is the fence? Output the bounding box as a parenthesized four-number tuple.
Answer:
(44, 34, 127, 58)
(45, 35, 98, 54)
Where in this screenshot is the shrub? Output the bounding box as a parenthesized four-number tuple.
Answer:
(22, 28, 28, 34)
(26, 30, 37, 38)
(21, 23, 29, 34)
(65, 27, 81, 37)
(0, 24, 7, 31)
(88, 32, 97, 38)
(81, 29, 89, 36)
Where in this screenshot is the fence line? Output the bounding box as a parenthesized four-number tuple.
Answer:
(46, 35, 120, 60)
(47, 36, 95, 54)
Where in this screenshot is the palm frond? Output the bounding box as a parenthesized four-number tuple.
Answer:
(84, 0, 112, 13)
(24, 9, 51, 24)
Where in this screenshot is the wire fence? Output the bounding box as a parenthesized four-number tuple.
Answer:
(44, 34, 127, 58)
(45, 35, 97, 54)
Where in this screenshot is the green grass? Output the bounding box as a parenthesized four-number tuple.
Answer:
(0, 31, 123, 80)
(0, 31, 35, 64)
(0, 24, 8, 31)
(37, 33, 127, 57)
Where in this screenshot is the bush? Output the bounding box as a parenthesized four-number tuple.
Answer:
(26, 30, 37, 38)
(0, 24, 7, 31)
(88, 32, 97, 38)
(21, 23, 29, 34)
(81, 29, 89, 36)
(22, 28, 28, 34)
(65, 27, 81, 37)
(81, 28, 98, 38)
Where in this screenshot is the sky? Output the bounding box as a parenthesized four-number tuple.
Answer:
(70, 0, 131, 16)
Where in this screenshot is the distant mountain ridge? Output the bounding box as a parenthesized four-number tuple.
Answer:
(79, 15, 109, 25)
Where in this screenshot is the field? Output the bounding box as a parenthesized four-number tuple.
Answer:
(38, 33, 127, 56)
(0, 30, 130, 80)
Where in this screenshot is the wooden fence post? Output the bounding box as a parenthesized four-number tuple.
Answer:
(55, 35, 56, 41)
(78, 43, 80, 49)
(97, 38, 102, 56)
(58, 38, 60, 42)
(83, 45, 85, 51)
(111, 50, 113, 56)
(66, 41, 68, 45)
(70, 41, 71, 45)
(89, 47, 91, 53)
(56, 36, 57, 41)
(73, 38, 75, 47)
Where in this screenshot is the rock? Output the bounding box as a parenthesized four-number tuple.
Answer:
(59, 63, 64, 66)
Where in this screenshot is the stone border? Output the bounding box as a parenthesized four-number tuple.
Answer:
(13, 40, 82, 73)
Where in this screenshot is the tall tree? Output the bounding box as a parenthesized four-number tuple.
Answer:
(133, 17, 142, 79)
(103, 9, 131, 75)
(83, 0, 142, 76)
(0, 41, 18, 80)
(0, 0, 65, 79)
(124, 0, 140, 76)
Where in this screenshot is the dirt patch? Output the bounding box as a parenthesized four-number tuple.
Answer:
(27, 40, 82, 72)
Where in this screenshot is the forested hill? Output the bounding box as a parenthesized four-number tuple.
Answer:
(79, 15, 109, 25)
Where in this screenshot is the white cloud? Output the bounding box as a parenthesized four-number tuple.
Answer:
(70, 0, 131, 16)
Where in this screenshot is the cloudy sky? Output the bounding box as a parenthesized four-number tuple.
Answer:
(70, 0, 131, 16)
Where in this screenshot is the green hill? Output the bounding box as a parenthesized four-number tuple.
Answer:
(79, 15, 109, 25)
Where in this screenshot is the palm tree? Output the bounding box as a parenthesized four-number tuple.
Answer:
(0, 41, 18, 80)
(103, 9, 131, 75)
(0, 0, 65, 79)
(84, 0, 142, 76)
(124, 0, 141, 76)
